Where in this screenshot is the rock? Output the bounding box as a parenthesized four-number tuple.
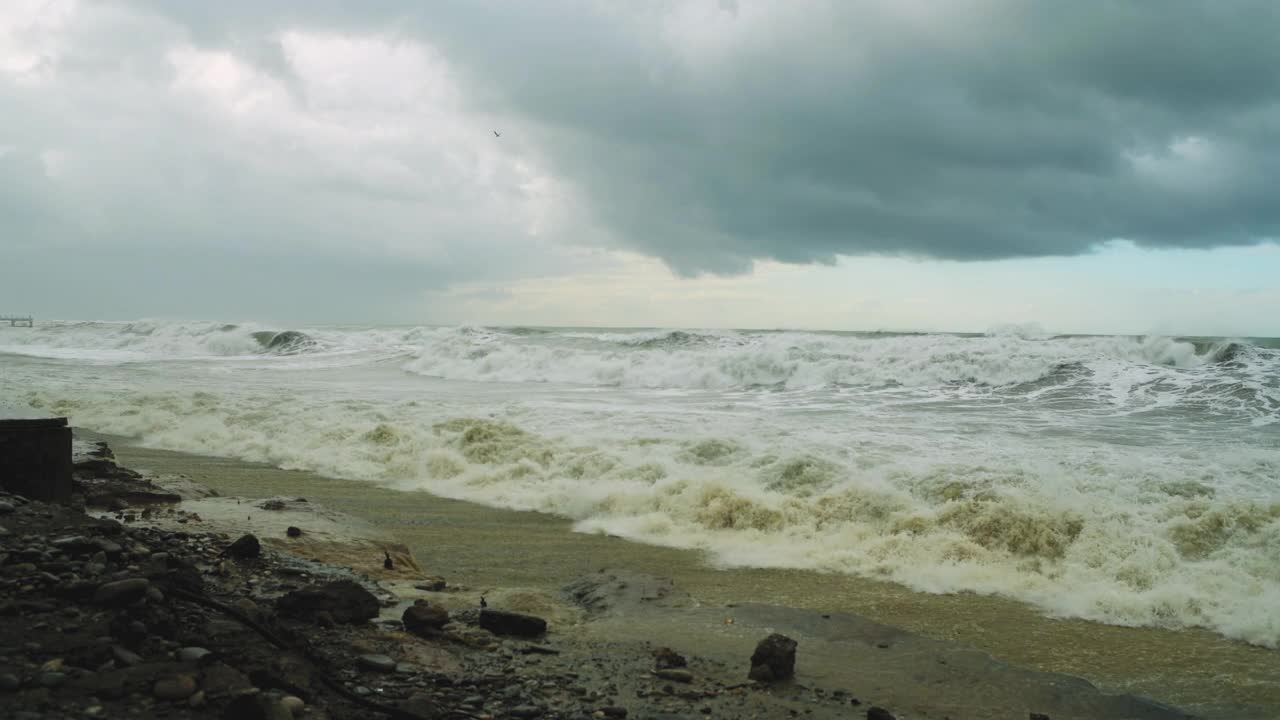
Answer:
(111, 645, 142, 667)
(402, 602, 450, 636)
(280, 695, 305, 713)
(1030, 714, 1050, 720)
(0, 673, 19, 691)
(748, 633, 797, 683)
(224, 534, 261, 559)
(222, 693, 294, 720)
(509, 705, 543, 718)
(93, 578, 150, 606)
(259, 499, 287, 511)
(654, 668, 693, 683)
(478, 608, 547, 637)
(601, 707, 628, 718)
(154, 674, 198, 700)
(357, 654, 397, 673)
(51, 535, 100, 555)
(199, 662, 254, 697)
(276, 580, 379, 624)
(38, 672, 66, 687)
(414, 576, 447, 592)
(400, 693, 437, 717)
(867, 708, 896, 720)
(178, 646, 212, 663)
(286, 526, 302, 538)
(653, 646, 687, 670)
(0, 501, 15, 514)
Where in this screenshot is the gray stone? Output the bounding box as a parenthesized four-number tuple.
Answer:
(178, 647, 212, 663)
(92, 578, 150, 606)
(867, 708, 896, 720)
(509, 705, 543, 718)
(0, 501, 14, 514)
(357, 654, 397, 673)
(0, 673, 19, 691)
(153, 674, 198, 700)
(111, 645, 142, 667)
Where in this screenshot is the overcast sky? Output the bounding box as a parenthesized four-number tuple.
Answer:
(2, 1, 1279, 335)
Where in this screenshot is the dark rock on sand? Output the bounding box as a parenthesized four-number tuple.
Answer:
(285, 526, 302, 538)
(276, 579, 379, 624)
(402, 601, 450, 636)
(654, 668, 693, 683)
(654, 646, 687, 670)
(479, 608, 547, 637)
(1030, 714, 1051, 720)
(748, 633, 797, 683)
(867, 707, 896, 720)
(414, 576, 446, 592)
(224, 534, 261, 559)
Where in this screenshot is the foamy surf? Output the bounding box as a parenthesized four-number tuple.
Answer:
(2, 320, 1278, 646)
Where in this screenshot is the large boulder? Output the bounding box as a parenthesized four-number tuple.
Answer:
(402, 601, 450, 636)
(223, 534, 260, 559)
(748, 633, 797, 683)
(276, 580, 379, 624)
(478, 609, 547, 637)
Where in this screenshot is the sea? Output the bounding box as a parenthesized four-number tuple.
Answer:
(1, 320, 1277, 649)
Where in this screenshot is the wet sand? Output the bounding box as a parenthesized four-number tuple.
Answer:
(108, 435, 1279, 720)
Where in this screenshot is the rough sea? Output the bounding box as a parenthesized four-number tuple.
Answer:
(2, 320, 1277, 646)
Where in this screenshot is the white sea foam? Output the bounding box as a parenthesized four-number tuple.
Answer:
(2, 321, 1278, 645)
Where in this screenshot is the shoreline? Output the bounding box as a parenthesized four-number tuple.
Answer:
(79, 430, 1270, 719)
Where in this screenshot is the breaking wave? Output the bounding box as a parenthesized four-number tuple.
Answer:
(11, 382, 1280, 648)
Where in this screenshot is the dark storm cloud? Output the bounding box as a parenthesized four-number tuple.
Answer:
(390, 1, 1280, 273)
(7, 0, 1280, 292)
(141, 0, 1280, 272)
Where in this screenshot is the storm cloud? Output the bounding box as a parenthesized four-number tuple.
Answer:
(3, 0, 1280, 313)
(407, 1, 1280, 273)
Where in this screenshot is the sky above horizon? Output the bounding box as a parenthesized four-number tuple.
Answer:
(2, 1, 1279, 336)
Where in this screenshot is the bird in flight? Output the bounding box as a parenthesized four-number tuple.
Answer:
(493, 130, 501, 138)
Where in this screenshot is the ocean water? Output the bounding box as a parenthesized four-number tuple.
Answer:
(2, 320, 1278, 647)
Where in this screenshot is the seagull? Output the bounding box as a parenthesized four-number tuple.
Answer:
(383, 551, 393, 570)
(493, 130, 501, 138)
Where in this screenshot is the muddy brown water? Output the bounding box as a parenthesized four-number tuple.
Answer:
(107, 437, 1279, 720)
